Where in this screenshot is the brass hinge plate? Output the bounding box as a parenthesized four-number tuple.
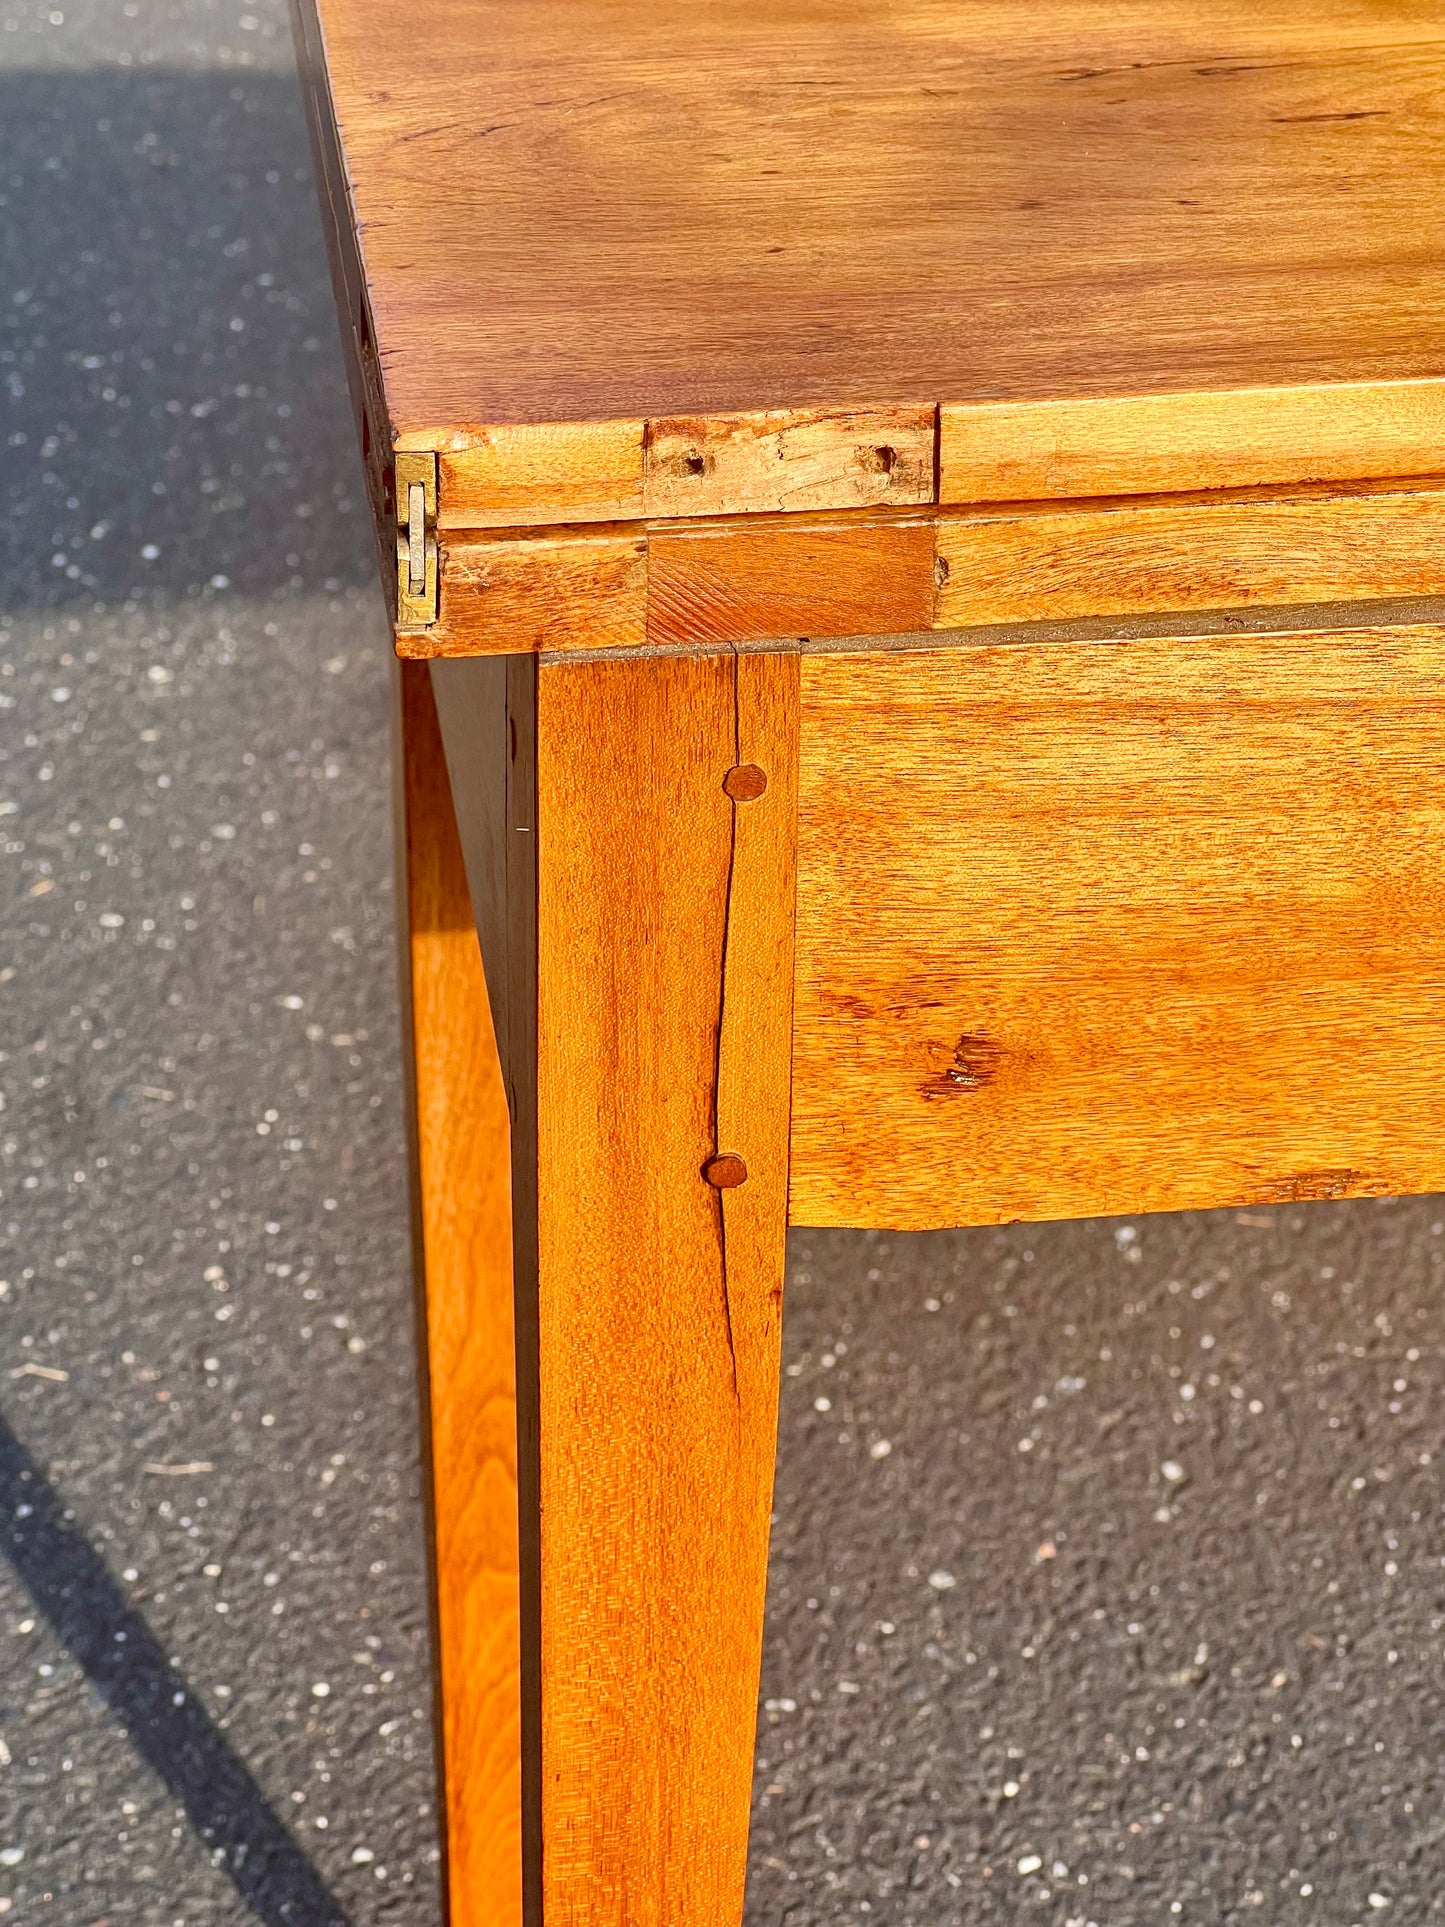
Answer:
(395, 451, 438, 629)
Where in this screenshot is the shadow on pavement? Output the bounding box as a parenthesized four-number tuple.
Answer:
(0, 1410, 352, 1927)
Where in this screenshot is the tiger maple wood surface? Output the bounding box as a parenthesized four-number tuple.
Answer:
(533, 651, 795, 1926)
(397, 664, 522, 1927)
(790, 624, 1445, 1228)
(304, 0, 1445, 447)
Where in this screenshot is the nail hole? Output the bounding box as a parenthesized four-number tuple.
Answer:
(684, 451, 707, 477)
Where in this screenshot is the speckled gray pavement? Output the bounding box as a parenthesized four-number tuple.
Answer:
(3, 5, 1444, 1925)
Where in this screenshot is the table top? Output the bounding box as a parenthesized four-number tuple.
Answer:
(299, 0, 1445, 528)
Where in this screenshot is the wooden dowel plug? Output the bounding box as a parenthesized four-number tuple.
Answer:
(722, 764, 767, 801)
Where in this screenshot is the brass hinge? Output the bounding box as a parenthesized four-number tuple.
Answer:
(395, 451, 438, 629)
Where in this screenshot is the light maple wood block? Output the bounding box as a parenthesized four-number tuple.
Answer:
(435, 421, 646, 530)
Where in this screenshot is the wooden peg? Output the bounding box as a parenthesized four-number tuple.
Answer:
(723, 764, 768, 802)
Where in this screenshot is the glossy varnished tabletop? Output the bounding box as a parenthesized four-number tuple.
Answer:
(299, 0, 1445, 429)
(295, 0, 1445, 615)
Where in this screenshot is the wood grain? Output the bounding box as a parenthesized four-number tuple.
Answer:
(301, 0, 1445, 444)
(643, 406, 934, 519)
(534, 650, 794, 1927)
(934, 479, 1445, 628)
(403, 479, 1445, 658)
(395, 662, 522, 1927)
(941, 379, 1445, 506)
(413, 529, 648, 659)
(648, 515, 935, 648)
(433, 420, 645, 530)
(790, 624, 1445, 1229)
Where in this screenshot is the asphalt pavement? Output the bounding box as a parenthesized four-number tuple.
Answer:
(4, 4, 1445, 1924)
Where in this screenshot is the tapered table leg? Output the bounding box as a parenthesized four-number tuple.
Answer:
(431, 647, 798, 1927)
(396, 660, 524, 1927)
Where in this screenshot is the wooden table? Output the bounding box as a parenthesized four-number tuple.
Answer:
(292, 2, 1445, 1920)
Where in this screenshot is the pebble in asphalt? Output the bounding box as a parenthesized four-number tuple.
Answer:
(3, 4, 1445, 1925)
